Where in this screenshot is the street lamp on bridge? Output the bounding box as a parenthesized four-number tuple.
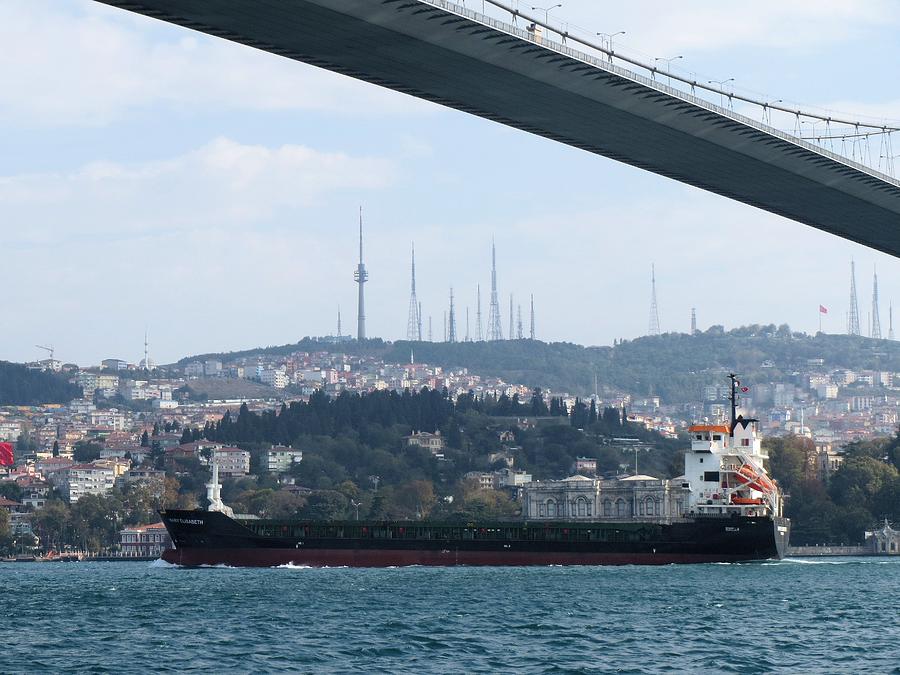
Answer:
(596, 31, 625, 61)
(653, 55, 683, 85)
(531, 4, 562, 25)
(707, 78, 735, 108)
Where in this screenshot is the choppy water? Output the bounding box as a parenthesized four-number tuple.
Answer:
(2, 558, 899, 673)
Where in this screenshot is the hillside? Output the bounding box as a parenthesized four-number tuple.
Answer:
(179, 326, 900, 403)
(0, 361, 82, 405)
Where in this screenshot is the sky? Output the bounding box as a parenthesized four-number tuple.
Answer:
(2, 0, 900, 366)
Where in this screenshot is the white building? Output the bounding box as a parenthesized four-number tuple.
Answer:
(260, 368, 288, 389)
(211, 447, 251, 477)
(266, 446, 303, 473)
(61, 463, 116, 503)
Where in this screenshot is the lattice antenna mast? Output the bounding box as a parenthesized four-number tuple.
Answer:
(848, 260, 861, 336)
(649, 264, 660, 336)
(418, 302, 423, 341)
(448, 288, 457, 343)
(143, 329, 150, 371)
(354, 206, 368, 341)
(890, 303, 895, 340)
(872, 266, 882, 339)
(508, 293, 514, 340)
(516, 304, 523, 340)
(465, 307, 470, 342)
(406, 243, 419, 341)
(487, 240, 503, 340)
(530, 294, 535, 340)
(475, 284, 483, 341)
(337, 307, 342, 337)
(691, 307, 697, 335)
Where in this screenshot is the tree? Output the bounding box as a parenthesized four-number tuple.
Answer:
(299, 491, 347, 521)
(31, 501, 70, 551)
(73, 442, 103, 463)
(52, 440, 60, 458)
(140, 431, 150, 447)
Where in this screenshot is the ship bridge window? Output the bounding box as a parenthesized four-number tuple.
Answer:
(695, 434, 703, 440)
(712, 434, 722, 441)
(704, 471, 720, 482)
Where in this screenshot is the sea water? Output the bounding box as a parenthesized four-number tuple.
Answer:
(2, 558, 898, 673)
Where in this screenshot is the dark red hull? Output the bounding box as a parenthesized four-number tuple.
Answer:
(161, 547, 761, 567)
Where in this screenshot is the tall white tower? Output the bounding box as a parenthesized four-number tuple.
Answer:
(406, 243, 419, 341)
(354, 207, 368, 341)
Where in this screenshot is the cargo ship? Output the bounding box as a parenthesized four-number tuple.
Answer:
(160, 375, 789, 566)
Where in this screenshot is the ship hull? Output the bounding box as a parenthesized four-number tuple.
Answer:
(160, 510, 789, 568)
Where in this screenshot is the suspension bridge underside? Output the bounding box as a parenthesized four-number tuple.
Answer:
(96, 0, 900, 256)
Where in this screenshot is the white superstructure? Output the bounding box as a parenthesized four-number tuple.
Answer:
(683, 375, 782, 518)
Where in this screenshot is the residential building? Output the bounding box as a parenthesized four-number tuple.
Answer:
(266, 446, 303, 474)
(211, 447, 251, 477)
(405, 430, 444, 454)
(60, 462, 116, 502)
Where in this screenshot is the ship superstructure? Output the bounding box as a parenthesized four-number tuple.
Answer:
(684, 374, 783, 519)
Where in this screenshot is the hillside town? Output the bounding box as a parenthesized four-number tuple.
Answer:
(2, 340, 900, 558)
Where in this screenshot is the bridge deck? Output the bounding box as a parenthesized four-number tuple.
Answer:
(96, 0, 900, 256)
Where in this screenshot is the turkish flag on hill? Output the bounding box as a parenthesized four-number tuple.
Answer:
(0, 442, 13, 466)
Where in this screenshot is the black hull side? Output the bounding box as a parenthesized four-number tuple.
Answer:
(160, 510, 789, 567)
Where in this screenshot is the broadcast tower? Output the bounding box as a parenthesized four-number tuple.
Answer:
(354, 207, 368, 341)
(487, 240, 503, 340)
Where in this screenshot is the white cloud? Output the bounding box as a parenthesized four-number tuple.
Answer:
(0, 0, 433, 126)
(0, 137, 396, 243)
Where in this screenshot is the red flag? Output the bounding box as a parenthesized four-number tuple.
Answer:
(819, 305, 828, 314)
(741, 386, 750, 393)
(0, 442, 13, 466)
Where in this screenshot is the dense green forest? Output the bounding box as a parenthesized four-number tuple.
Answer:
(179, 326, 900, 403)
(0, 361, 82, 405)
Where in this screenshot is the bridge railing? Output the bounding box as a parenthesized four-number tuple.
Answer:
(419, 0, 900, 188)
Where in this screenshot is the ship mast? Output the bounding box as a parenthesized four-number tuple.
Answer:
(728, 373, 738, 436)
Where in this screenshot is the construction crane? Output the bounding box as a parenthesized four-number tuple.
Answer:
(36, 344, 55, 362)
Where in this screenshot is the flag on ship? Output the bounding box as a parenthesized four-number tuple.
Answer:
(819, 305, 828, 314)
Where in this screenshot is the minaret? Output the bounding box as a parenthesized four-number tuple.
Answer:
(691, 307, 697, 335)
(848, 260, 860, 336)
(487, 240, 503, 340)
(406, 243, 419, 341)
(354, 206, 368, 341)
(872, 267, 882, 339)
(530, 294, 535, 340)
(649, 263, 660, 336)
(476, 285, 483, 341)
(448, 288, 457, 343)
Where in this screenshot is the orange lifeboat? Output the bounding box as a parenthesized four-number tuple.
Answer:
(731, 496, 764, 505)
(734, 464, 776, 494)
